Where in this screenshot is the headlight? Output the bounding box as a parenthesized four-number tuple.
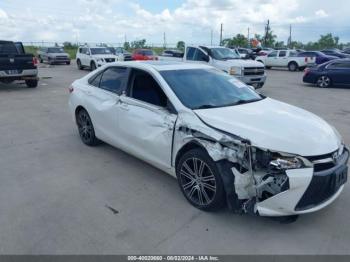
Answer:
(255, 148, 303, 170)
(229, 66, 242, 76)
(269, 157, 303, 170)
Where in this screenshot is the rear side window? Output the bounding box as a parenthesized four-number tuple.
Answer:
(279, 51, 287, 57)
(99, 67, 128, 94)
(186, 47, 196, 60)
(0, 42, 18, 54)
(328, 62, 350, 69)
(89, 73, 103, 87)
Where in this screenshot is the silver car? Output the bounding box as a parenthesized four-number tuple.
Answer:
(37, 47, 71, 65)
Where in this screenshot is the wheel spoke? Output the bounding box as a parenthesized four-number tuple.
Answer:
(188, 186, 197, 199)
(198, 161, 205, 177)
(183, 180, 195, 190)
(201, 174, 215, 182)
(192, 158, 199, 176)
(201, 186, 211, 203)
(180, 170, 195, 181)
(197, 189, 204, 205)
(202, 182, 216, 192)
(182, 161, 196, 177)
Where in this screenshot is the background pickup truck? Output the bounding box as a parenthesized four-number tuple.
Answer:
(255, 50, 316, 71)
(37, 46, 71, 65)
(160, 45, 266, 88)
(0, 40, 39, 88)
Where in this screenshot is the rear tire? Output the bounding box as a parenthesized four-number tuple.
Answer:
(316, 75, 331, 88)
(66, 61, 71, 65)
(265, 66, 271, 69)
(25, 80, 38, 88)
(90, 61, 97, 71)
(288, 62, 298, 72)
(176, 148, 226, 211)
(38, 56, 43, 63)
(76, 109, 100, 146)
(77, 59, 83, 70)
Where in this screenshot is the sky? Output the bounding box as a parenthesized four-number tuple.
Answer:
(0, 0, 349, 46)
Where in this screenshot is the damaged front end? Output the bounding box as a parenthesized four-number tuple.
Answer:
(173, 111, 332, 217)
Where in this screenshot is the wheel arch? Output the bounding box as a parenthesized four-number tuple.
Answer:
(175, 141, 209, 169)
(75, 105, 87, 123)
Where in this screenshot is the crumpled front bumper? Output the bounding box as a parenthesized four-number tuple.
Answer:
(256, 148, 349, 216)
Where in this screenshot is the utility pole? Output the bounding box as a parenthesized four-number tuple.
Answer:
(211, 29, 213, 46)
(163, 32, 166, 49)
(264, 19, 270, 47)
(288, 24, 292, 48)
(247, 27, 250, 47)
(220, 23, 223, 46)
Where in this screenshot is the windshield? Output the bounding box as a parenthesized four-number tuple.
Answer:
(210, 48, 240, 60)
(160, 69, 262, 110)
(142, 50, 154, 56)
(48, 48, 64, 53)
(90, 48, 112, 55)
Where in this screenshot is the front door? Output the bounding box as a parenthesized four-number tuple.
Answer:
(116, 69, 177, 170)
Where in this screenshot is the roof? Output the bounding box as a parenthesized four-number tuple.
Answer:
(110, 61, 213, 71)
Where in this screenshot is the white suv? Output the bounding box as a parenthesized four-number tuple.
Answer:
(76, 46, 120, 71)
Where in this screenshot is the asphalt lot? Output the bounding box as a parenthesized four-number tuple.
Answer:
(0, 62, 350, 255)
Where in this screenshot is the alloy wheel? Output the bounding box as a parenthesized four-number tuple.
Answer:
(180, 158, 217, 206)
(77, 111, 94, 143)
(317, 76, 331, 88)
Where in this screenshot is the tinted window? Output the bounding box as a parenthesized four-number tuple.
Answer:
(99, 67, 128, 94)
(186, 47, 196, 60)
(130, 70, 167, 107)
(48, 48, 64, 53)
(141, 50, 154, 56)
(0, 42, 18, 54)
(268, 51, 278, 57)
(328, 62, 350, 69)
(89, 73, 103, 87)
(160, 69, 262, 110)
(279, 51, 287, 57)
(193, 49, 208, 61)
(90, 48, 111, 55)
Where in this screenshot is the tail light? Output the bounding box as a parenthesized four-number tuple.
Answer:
(68, 85, 74, 93)
(304, 68, 310, 76)
(33, 57, 38, 66)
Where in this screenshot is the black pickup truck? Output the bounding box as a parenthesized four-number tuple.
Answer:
(0, 40, 39, 88)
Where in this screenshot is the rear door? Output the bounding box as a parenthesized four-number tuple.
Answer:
(277, 50, 288, 66)
(85, 67, 129, 144)
(116, 68, 177, 170)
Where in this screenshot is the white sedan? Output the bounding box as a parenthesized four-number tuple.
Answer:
(69, 61, 348, 218)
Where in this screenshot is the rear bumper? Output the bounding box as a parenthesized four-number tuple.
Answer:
(0, 69, 38, 80)
(256, 148, 349, 216)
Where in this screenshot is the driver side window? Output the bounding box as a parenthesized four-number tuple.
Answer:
(193, 49, 208, 62)
(128, 69, 168, 108)
(268, 51, 278, 58)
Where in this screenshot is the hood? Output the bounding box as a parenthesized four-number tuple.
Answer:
(194, 98, 340, 156)
(213, 58, 264, 69)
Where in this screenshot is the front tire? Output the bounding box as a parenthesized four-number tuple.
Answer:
(316, 75, 331, 88)
(76, 109, 99, 146)
(77, 59, 83, 70)
(288, 62, 298, 72)
(25, 80, 38, 88)
(90, 61, 97, 71)
(176, 148, 226, 211)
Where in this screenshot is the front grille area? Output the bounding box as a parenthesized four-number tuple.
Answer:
(295, 149, 349, 211)
(56, 56, 68, 60)
(243, 67, 265, 76)
(105, 58, 116, 63)
(305, 151, 336, 172)
(124, 55, 133, 61)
